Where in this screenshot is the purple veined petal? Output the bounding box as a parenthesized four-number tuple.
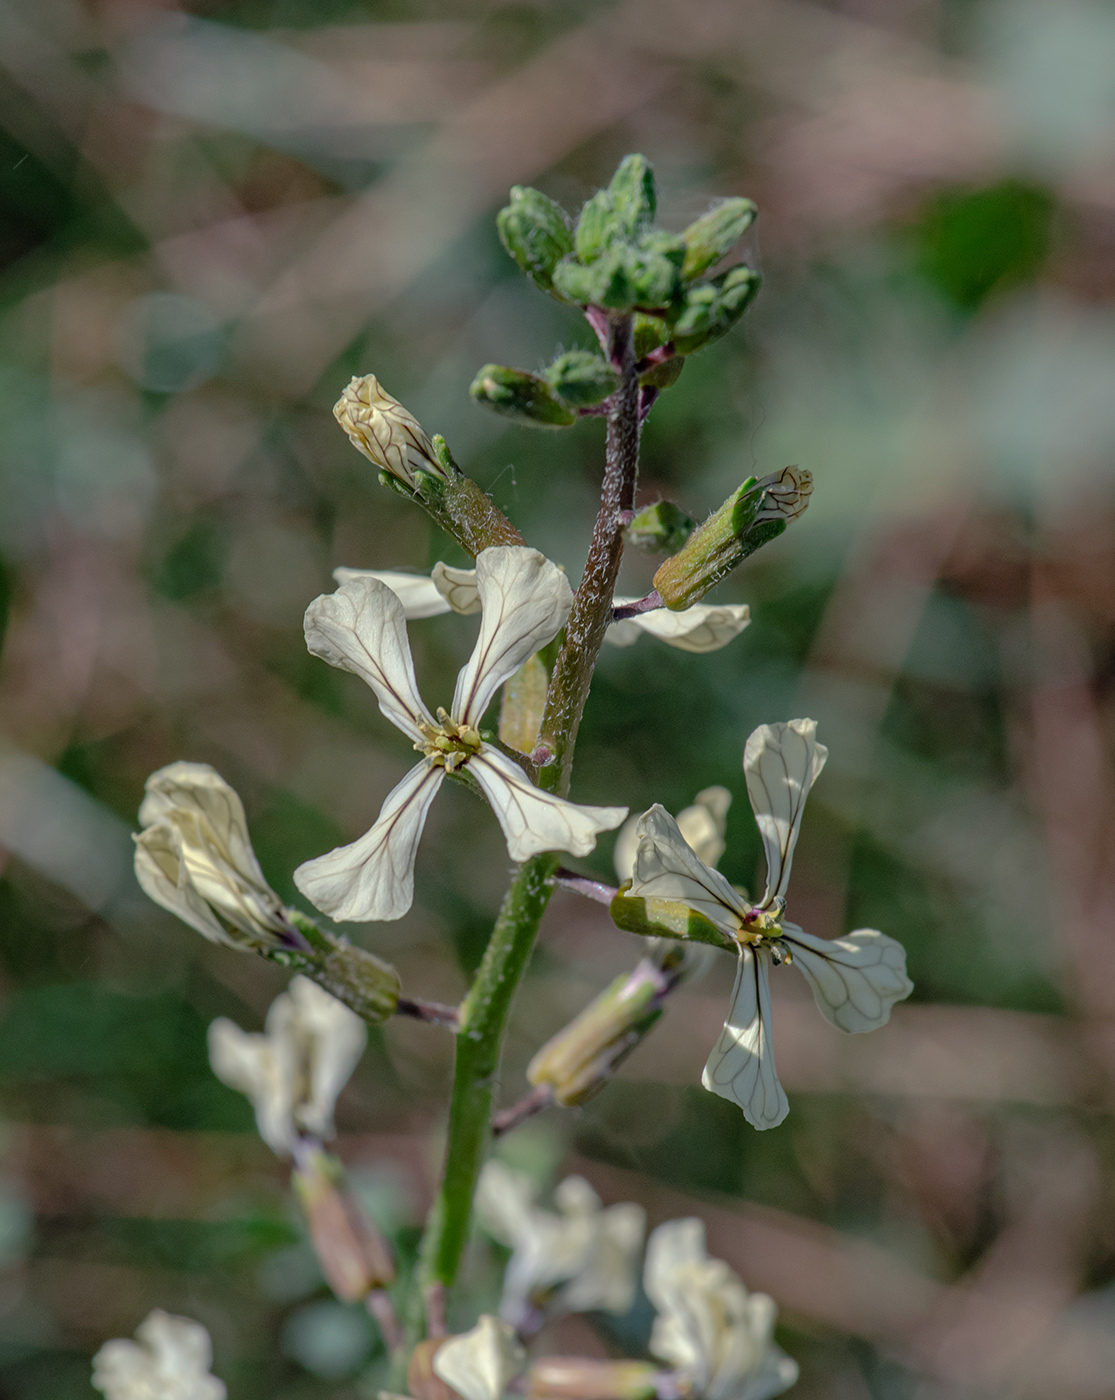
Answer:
(627, 804, 747, 935)
(743, 719, 827, 907)
(702, 946, 788, 1130)
(781, 921, 913, 1033)
(294, 761, 443, 922)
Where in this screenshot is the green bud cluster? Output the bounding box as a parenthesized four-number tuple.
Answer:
(469, 349, 620, 428)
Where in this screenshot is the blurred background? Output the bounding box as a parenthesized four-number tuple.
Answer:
(2, 0, 1115, 1394)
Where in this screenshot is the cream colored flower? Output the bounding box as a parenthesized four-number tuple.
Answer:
(475, 1161, 645, 1324)
(208, 975, 365, 1157)
(134, 762, 301, 953)
(433, 1315, 525, 1400)
(627, 720, 912, 1129)
(92, 1309, 225, 1400)
(333, 375, 447, 488)
(645, 1219, 797, 1400)
(295, 547, 627, 923)
(336, 565, 749, 655)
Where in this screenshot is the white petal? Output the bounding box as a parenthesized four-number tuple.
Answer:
(134, 824, 231, 948)
(332, 568, 452, 620)
(606, 601, 751, 653)
(628, 805, 747, 935)
(782, 923, 913, 1033)
(474, 1160, 539, 1246)
(743, 718, 827, 906)
(432, 561, 481, 614)
(279, 976, 367, 1138)
(470, 746, 626, 861)
(304, 577, 434, 742)
(676, 786, 732, 869)
(452, 547, 572, 728)
(207, 1018, 296, 1155)
(562, 1200, 646, 1314)
(139, 761, 266, 886)
(644, 1217, 709, 1315)
(94, 1310, 225, 1400)
(433, 1316, 525, 1400)
(702, 948, 788, 1130)
(612, 812, 641, 881)
(294, 762, 443, 922)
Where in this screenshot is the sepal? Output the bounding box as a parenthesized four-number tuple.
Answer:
(470, 365, 578, 427)
(609, 883, 736, 951)
(680, 198, 757, 280)
(497, 185, 574, 297)
(624, 501, 695, 554)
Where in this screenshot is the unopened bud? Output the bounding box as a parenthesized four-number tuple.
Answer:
(624, 501, 695, 555)
(334, 375, 449, 489)
(609, 884, 735, 951)
(529, 1359, 660, 1400)
(292, 1148, 394, 1301)
(545, 351, 619, 407)
(653, 466, 812, 610)
(470, 365, 577, 428)
(680, 198, 757, 281)
(498, 186, 574, 297)
(553, 241, 683, 313)
(607, 153, 657, 238)
(527, 961, 672, 1106)
(670, 265, 760, 355)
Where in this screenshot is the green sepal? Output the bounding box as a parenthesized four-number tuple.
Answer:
(470, 364, 578, 427)
(640, 355, 684, 391)
(609, 884, 735, 951)
(680, 197, 757, 280)
(545, 349, 619, 407)
(624, 500, 696, 554)
(608, 153, 657, 237)
(670, 265, 761, 354)
(497, 186, 574, 297)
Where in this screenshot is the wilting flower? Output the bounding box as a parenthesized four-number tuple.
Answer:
(433, 1315, 526, 1400)
(644, 1219, 797, 1400)
(208, 975, 366, 1156)
(334, 564, 749, 655)
(295, 546, 627, 923)
(627, 720, 912, 1129)
(475, 1161, 645, 1325)
(134, 762, 302, 953)
(333, 374, 448, 488)
(92, 1309, 225, 1400)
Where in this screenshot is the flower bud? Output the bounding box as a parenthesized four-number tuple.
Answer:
(680, 198, 757, 281)
(470, 365, 577, 427)
(553, 240, 683, 313)
(528, 1359, 660, 1400)
(527, 961, 673, 1107)
(292, 1147, 395, 1301)
(334, 375, 448, 488)
(670, 264, 760, 355)
(545, 350, 619, 407)
(497, 186, 574, 297)
(652, 466, 813, 610)
(624, 501, 695, 555)
(608, 153, 657, 238)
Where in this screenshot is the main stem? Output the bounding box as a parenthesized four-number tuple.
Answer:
(401, 316, 640, 1358)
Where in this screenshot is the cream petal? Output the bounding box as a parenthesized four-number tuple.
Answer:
(271, 976, 367, 1139)
(304, 577, 434, 742)
(93, 1310, 225, 1400)
(432, 561, 481, 614)
(470, 746, 627, 861)
(433, 1316, 525, 1400)
(743, 719, 827, 907)
(332, 568, 452, 620)
(133, 824, 232, 948)
(452, 547, 573, 728)
(643, 1217, 708, 1317)
(782, 923, 913, 1033)
(294, 761, 443, 922)
(139, 761, 266, 886)
(628, 805, 747, 935)
(207, 1018, 297, 1155)
(702, 948, 789, 1130)
(606, 601, 751, 653)
(676, 786, 732, 869)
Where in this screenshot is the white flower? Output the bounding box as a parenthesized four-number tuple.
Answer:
(475, 1161, 645, 1324)
(92, 1309, 225, 1400)
(333, 374, 448, 488)
(208, 975, 366, 1156)
(614, 785, 732, 884)
(295, 546, 627, 923)
(644, 1219, 797, 1400)
(134, 762, 300, 952)
(334, 567, 749, 654)
(627, 720, 913, 1130)
(433, 1315, 525, 1400)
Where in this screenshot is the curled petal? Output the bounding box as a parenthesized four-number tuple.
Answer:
(702, 948, 788, 1130)
(607, 600, 751, 653)
(782, 923, 913, 1033)
(432, 561, 481, 614)
(294, 762, 443, 922)
(470, 746, 626, 861)
(134, 823, 232, 947)
(332, 568, 451, 620)
(304, 578, 434, 742)
(628, 805, 747, 935)
(743, 718, 827, 906)
(452, 547, 573, 728)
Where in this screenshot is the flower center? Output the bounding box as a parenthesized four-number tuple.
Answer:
(737, 898, 792, 962)
(415, 707, 483, 772)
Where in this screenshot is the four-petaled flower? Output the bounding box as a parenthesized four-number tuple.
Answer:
(475, 1161, 645, 1327)
(208, 975, 366, 1157)
(294, 546, 627, 923)
(334, 564, 751, 655)
(92, 1309, 225, 1400)
(626, 718, 912, 1129)
(645, 1218, 797, 1400)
